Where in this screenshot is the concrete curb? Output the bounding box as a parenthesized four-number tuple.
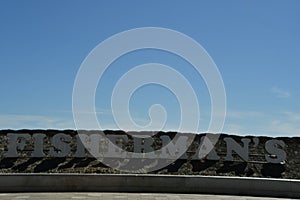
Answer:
(0, 174, 299, 198)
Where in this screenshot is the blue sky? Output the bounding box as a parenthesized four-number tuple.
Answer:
(0, 1, 300, 136)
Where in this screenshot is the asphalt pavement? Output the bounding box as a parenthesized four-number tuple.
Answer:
(0, 193, 294, 200)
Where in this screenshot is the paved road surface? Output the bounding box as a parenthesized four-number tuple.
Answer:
(0, 193, 293, 200)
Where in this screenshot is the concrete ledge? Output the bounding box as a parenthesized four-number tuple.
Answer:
(0, 174, 299, 198)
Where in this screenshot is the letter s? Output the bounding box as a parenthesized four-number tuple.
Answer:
(265, 139, 287, 164)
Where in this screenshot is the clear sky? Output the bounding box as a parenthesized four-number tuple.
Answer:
(0, 0, 299, 136)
